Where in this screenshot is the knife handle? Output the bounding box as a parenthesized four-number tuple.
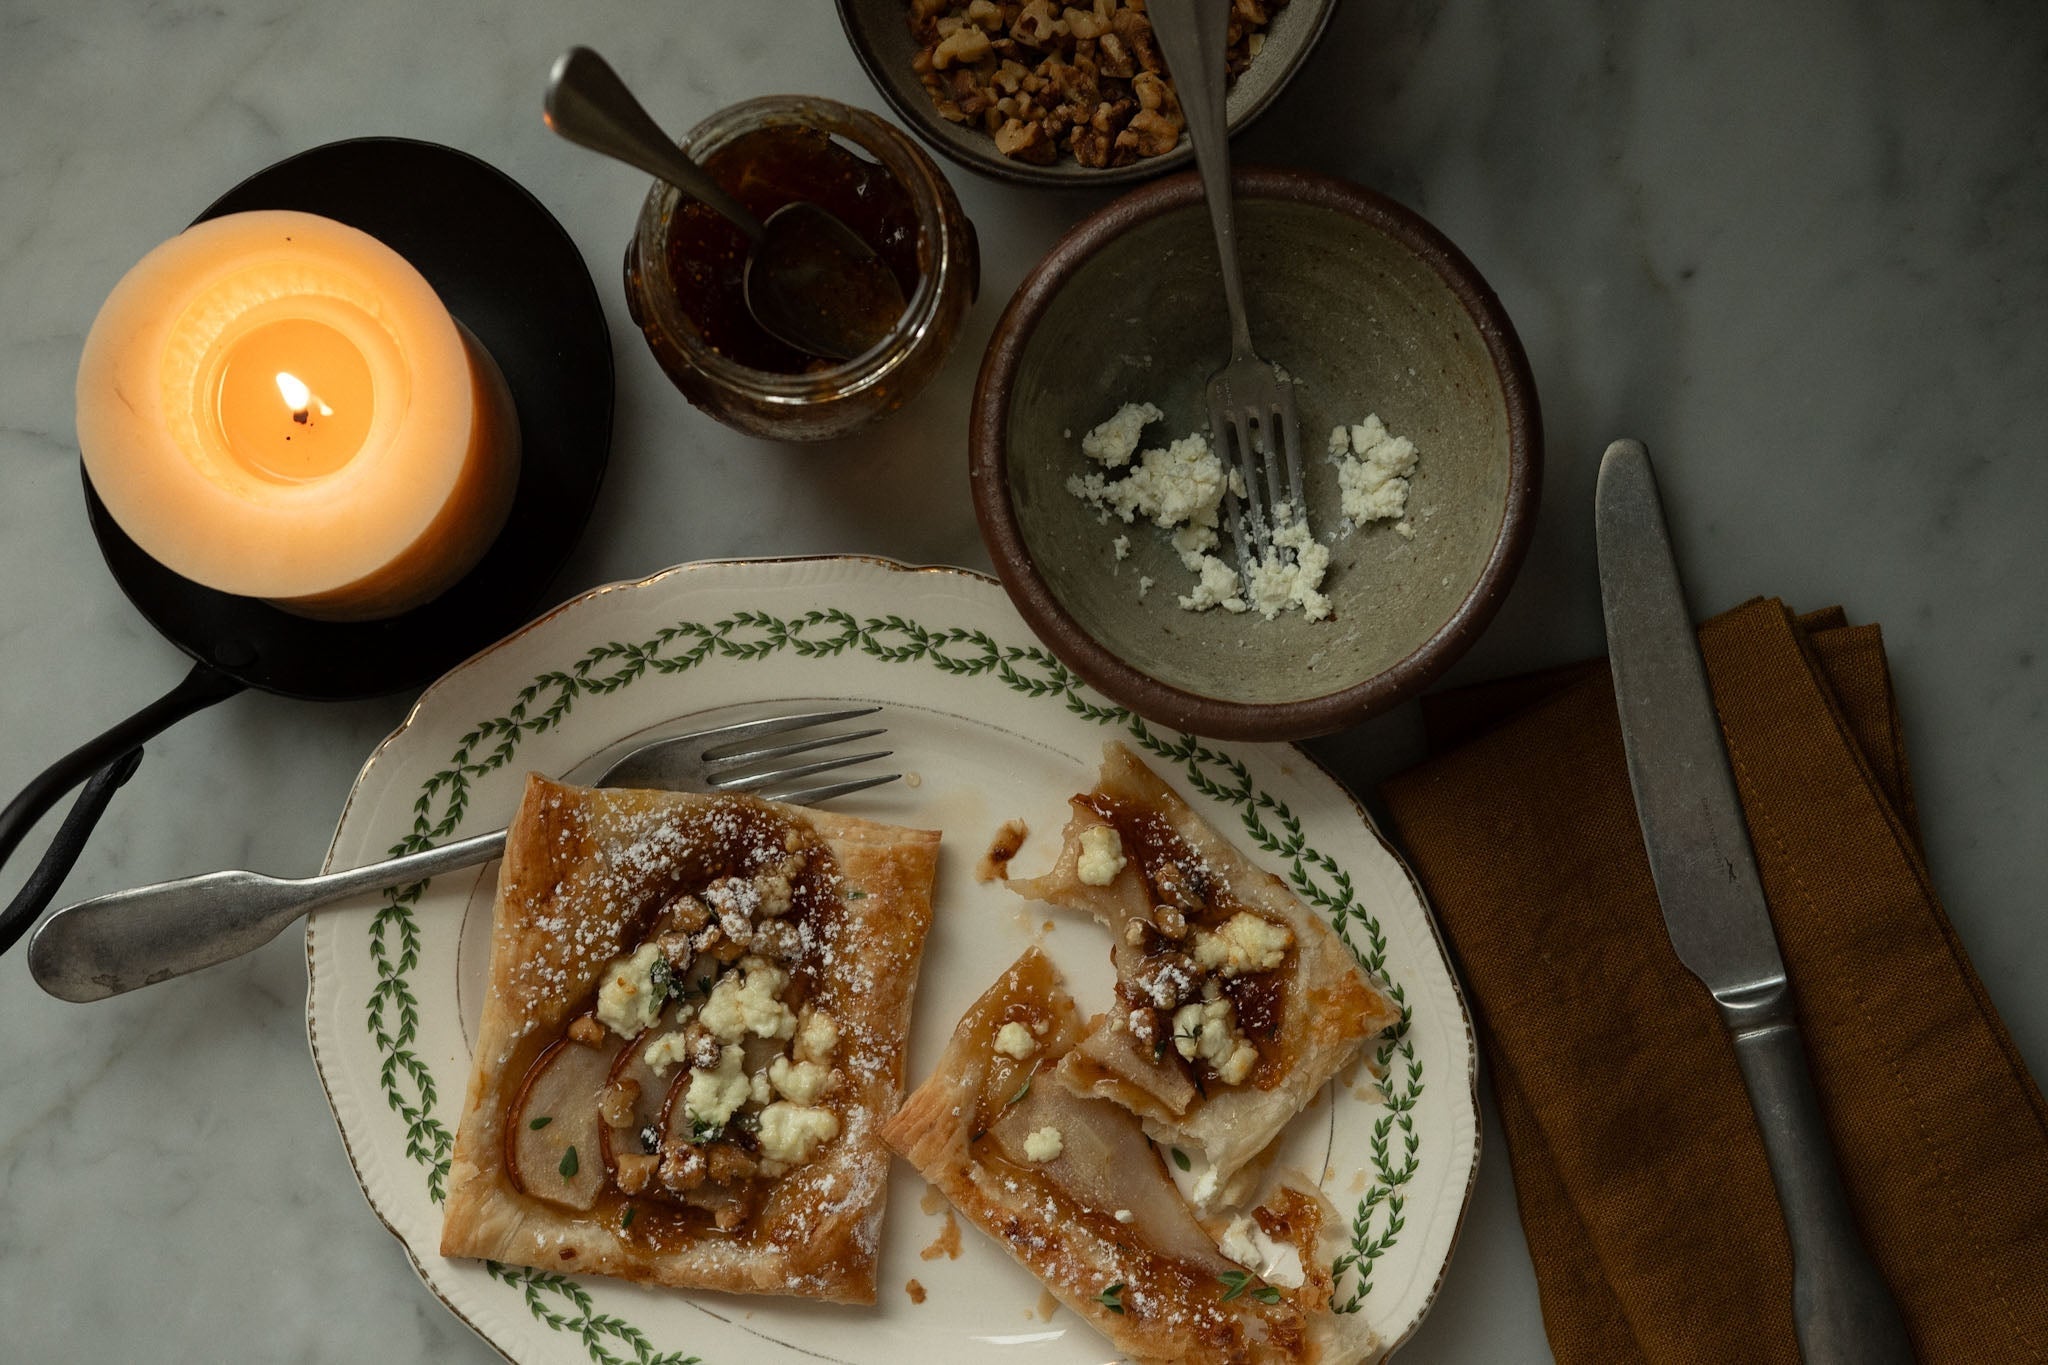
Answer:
(1729, 1015, 1917, 1363)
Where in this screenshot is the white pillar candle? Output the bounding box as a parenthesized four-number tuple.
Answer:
(76, 210, 520, 621)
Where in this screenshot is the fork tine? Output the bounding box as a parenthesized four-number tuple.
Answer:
(1275, 386, 1305, 515)
(703, 726, 885, 766)
(708, 750, 894, 791)
(1232, 408, 1266, 544)
(1209, 392, 1253, 571)
(1259, 409, 1289, 524)
(758, 772, 901, 805)
(690, 706, 880, 749)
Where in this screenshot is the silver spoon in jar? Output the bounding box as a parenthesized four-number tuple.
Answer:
(544, 47, 907, 362)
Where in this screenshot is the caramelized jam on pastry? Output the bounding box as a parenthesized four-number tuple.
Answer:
(441, 775, 939, 1303)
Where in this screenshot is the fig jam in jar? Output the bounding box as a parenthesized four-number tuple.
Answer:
(625, 97, 978, 442)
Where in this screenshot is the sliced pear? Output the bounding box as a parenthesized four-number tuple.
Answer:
(506, 1032, 620, 1210)
(988, 1081, 1235, 1275)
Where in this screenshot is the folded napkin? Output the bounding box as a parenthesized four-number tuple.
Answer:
(1379, 598, 2048, 1363)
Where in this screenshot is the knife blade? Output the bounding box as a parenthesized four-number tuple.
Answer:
(1595, 439, 1915, 1364)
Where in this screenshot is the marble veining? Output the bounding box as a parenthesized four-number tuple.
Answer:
(1, 2, 2042, 1361)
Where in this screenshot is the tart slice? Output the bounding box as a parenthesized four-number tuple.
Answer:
(439, 773, 940, 1304)
(882, 948, 1378, 1365)
(1007, 743, 1402, 1202)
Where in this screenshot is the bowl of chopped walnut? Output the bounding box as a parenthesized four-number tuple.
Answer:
(837, 0, 1334, 184)
(967, 166, 1543, 740)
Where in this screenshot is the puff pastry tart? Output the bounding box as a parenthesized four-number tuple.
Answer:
(440, 774, 939, 1304)
(1006, 743, 1402, 1202)
(883, 948, 1378, 1365)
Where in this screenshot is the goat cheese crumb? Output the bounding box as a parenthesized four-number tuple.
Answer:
(642, 1030, 692, 1077)
(595, 942, 667, 1038)
(792, 1007, 839, 1066)
(1080, 401, 1163, 468)
(1217, 1214, 1306, 1288)
(699, 961, 797, 1043)
(1240, 502, 1332, 621)
(1172, 995, 1259, 1085)
(1191, 912, 1294, 977)
(758, 1101, 840, 1165)
(1114, 1208, 1135, 1224)
(1076, 824, 1127, 885)
(684, 1044, 750, 1130)
(1112, 535, 1130, 561)
(1330, 414, 1419, 524)
(1022, 1126, 1065, 1162)
(769, 1055, 835, 1106)
(994, 1021, 1038, 1059)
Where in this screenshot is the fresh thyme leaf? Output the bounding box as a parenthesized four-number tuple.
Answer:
(648, 956, 674, 1003)
(1171, 1147, 1191, 1172)
(621, 1206, 636, 1229)
(559, 1146, 579, 1178)
(1093, 1282, 1125, 1315)
(1252, 1286, 1284, 1304)
(1006, 1076, 1033, 1107)
(847, 888, 868, 900)
(1218, 1269, 1251, 1301)
(691, 1117, 725, 1142)
(528, 1115, 553, 1130)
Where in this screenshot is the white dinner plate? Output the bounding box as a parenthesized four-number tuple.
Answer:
(307, 556, 1478, 1363)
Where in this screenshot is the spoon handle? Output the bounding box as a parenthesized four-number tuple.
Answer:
(544, 47, 763, 239)
(1149, 0, 1253, 359)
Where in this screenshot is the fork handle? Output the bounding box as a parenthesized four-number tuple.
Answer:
(1150, 0, 1253, 358)
(26, 828, 508, 1002)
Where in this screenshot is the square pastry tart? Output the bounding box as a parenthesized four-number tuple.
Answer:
(1005, 743, 1403, 1203)
(440, 774, 940, 1304)
(883, 948, 1379, 1365)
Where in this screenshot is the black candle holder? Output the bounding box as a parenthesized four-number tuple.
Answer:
(0, 137, 614, 950)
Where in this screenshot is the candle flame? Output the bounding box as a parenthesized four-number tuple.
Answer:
(274, 371, 335, 418)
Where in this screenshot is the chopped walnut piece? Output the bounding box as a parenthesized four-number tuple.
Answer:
(933, 23, 994, 67)
(614, 1152, 660, 1196)
(1116, 70, 1184, 158)
(1128, 948, 1201, 1009)
(966, 0, 1005, 27)
(994, 117, 1057, 163)
(566, 1015, 606, 1047)
(706, 1142, 761, 1185)
(658, 1144, 708, 1192)
(598, 1078, 641, 1128)
(1152, 901, 1189, 940)
(1012, 0, 1068, 47)
(683, 1022, 724, 1072)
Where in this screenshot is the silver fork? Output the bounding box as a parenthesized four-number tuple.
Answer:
(27, 706, 897, 1003)
(1150, 0, 1306, 569)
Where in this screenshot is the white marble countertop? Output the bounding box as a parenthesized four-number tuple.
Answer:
(2, 2, 2042, 1360)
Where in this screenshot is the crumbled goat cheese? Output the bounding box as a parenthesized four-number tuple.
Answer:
(758, 1101, 840, 1165)
(769, 1055, 835, 1106)
(792, 1007, 839, 1066)
(1069, 432, 1229, 533)
(753, 870, 794, 918)
(1080, 401, 1163, 468)
(684, 1044, 750, 1130)
(1137, 575, 1155, 599)
(1112, 535, 1130, 561)
(750, 1068, 774, 1106)
(642, 1030, 692, 1077)
(1218, 1214, 1306, 1288)
(1172, 996, 1259, 1085)
(1114, 1208, 1135, 1223)
(1076, 824, 1128, 885)
(1241, 502, 1333, 622)
(699, 961, 797, 1043)
(1022, 1126, 1065, 1162)
(1191, 912, 1294, 977)
(994, 1021, 1039, 1059)
(595, 942, 667, 1038)
(1330, 414, 1419, 525)
(1178, 552, 1248, 614)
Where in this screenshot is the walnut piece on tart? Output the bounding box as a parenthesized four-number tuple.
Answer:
(1006, 742, 1402, 1203)
(883, 947, 1378, 1365)
(440, 774, 939, 1304)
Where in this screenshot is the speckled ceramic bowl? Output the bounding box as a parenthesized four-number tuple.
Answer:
(970, 167, 1542, 740)
(835, 0, 1335, 186)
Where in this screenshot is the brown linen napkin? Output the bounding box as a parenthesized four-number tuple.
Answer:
(1379, 598, 2048, 1363)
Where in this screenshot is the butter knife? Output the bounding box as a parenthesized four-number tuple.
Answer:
(1594, 439, 1915, 1362)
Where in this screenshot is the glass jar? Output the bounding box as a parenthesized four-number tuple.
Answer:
(623, 95, 978, 442)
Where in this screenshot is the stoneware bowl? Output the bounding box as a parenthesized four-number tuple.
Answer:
(835, 0, 1336, 186)
(970, 166, 1541, 741)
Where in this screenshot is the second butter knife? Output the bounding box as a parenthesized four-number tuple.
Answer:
(1594, 439, 1914, 1363)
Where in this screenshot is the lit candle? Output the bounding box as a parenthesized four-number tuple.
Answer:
(75, 211, 520, 621)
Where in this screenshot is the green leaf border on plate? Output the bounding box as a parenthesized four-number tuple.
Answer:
(362, 609, 1422, 1359)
